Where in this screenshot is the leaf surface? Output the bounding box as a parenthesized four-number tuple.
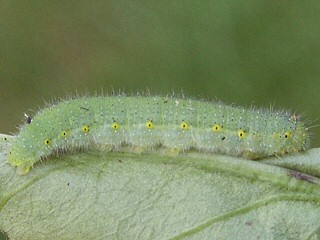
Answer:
(0, 135, 320, 240)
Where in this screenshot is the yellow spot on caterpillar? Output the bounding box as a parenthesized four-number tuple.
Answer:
(44, 139, 51, 145)
(112, 123, 120, 129)
(82, 125, 90, 133)
(145, 121, 154, 129)
(212, 124, 222, 132)
(284, 131, 291, 139)
(61, 131, 69, 137)
(238, 130, 246, 139)
(180, 122, 189, 130)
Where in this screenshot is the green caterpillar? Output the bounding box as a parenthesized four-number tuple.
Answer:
(8, 95, 310, 175)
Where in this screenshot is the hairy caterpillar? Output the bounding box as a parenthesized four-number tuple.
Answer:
(8, 95, 310, 175)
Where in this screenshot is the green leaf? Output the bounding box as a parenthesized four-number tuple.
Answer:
(1, 134, 320, 240)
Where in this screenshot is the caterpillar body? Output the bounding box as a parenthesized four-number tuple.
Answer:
(8, 95, 310, 175)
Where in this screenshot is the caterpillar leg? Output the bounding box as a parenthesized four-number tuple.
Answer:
(164, 148, 182, 157)
(17, 165, 32, 176)
(242, 150, 262, 160)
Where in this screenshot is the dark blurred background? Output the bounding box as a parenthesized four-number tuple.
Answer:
(0, 1, 319, 146)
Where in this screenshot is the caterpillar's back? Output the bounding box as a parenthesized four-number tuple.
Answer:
(8, 95, 310, 174)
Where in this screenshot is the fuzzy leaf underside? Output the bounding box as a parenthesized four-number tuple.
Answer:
(0, 135, 320, 240)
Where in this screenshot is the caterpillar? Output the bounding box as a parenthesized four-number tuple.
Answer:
(7, 95, 310, 175)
